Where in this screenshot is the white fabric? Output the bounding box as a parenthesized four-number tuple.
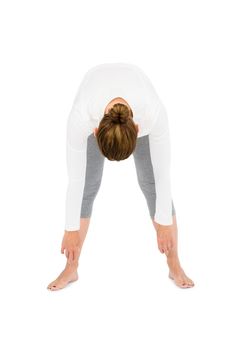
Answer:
(65, 62, 173, 231)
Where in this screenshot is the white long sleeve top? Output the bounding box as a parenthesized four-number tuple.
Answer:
(65, 62, 173, 231)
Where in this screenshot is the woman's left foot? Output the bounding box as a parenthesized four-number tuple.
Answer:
(167, 260, 195, 288)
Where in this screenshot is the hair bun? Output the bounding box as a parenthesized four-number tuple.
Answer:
(110, 114, 128, 124)
(108, 103, 130, 125)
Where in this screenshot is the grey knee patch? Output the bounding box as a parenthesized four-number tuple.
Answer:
(133, 134, 176, 220)
(80, 133, 105, 218)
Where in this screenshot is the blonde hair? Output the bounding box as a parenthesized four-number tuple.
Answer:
(96, 103, 138, 161)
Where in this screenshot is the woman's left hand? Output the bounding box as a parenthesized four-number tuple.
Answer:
(154, 222, 175, 256)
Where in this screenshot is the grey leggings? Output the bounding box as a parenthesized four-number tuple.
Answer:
(80, 133, 176, 219)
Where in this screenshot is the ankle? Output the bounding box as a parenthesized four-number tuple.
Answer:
(65, 261, 79, 271)
(167, 254, 180, 267)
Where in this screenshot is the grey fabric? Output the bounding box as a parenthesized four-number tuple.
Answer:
(80, 133, 175, 220)
(132, 134, 176, 220)
(80, 133, 105, 217)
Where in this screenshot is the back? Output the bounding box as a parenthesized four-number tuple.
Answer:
(73, 62, 162, 137)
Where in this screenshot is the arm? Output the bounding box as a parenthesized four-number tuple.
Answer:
(148, 101, 173, 225)
(64, 102, 90, 232)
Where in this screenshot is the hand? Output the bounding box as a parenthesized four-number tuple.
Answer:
(61, 230, 81, 264)
(154, 222, 174, 256)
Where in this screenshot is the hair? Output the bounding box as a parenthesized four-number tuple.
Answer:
(95, 103, 138, 161)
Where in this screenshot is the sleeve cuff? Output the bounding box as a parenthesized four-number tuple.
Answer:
(64, 224, 80, 231)
(153, 213, 173, 226)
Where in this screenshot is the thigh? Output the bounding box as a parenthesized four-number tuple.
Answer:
(80, 133, 105, 217)
(133, 134, 176, 218)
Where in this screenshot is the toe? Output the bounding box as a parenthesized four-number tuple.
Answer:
(188, 280, 195, 287)
(182, 280, 193, 288)
(47, 280, 56, 289)
(185, 276, 194, 286)
(177, 278, 190, 288)
(50, 285, 58, 291)
(168, 270, 195, 288)
(175, 278, 186, 288)
(47, 281, 57, 289)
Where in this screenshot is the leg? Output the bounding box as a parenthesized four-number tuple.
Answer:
(47, 133, 105, 291)
(133, 135, 194, 288)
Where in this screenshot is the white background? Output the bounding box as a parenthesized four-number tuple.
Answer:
(0, 0, 232, 349)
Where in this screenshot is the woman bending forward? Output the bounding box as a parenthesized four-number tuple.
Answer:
(47, 62, 194, 290)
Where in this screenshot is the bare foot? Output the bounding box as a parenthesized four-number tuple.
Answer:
(167, 260, 195, 288)
(47, 268, 78, 291)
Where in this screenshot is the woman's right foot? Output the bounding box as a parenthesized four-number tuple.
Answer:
(47, 267, 78, 291)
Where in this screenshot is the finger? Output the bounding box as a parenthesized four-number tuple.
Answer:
(158, 240, 164, 253)
(165, 249, 169, 256)
(164, 246, 170, 255)
(61, 246, 64, 254)
(73, 249, 79, 263)
(68, 250, 74, 264)
(66, 250, 69, 260)
(166, 244, 171, 255)
(159, 246, 165, 254)
(162, 243, 167, 253)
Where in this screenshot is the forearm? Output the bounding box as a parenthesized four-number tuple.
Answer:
(154, 175, 173, 225)
(64, 179, 85, 231)
(148, 101, 173, 225)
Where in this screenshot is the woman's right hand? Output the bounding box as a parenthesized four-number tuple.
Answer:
(61, 230, 81, 264)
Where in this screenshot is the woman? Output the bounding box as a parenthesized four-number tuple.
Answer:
(47, 62, 194, 290)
